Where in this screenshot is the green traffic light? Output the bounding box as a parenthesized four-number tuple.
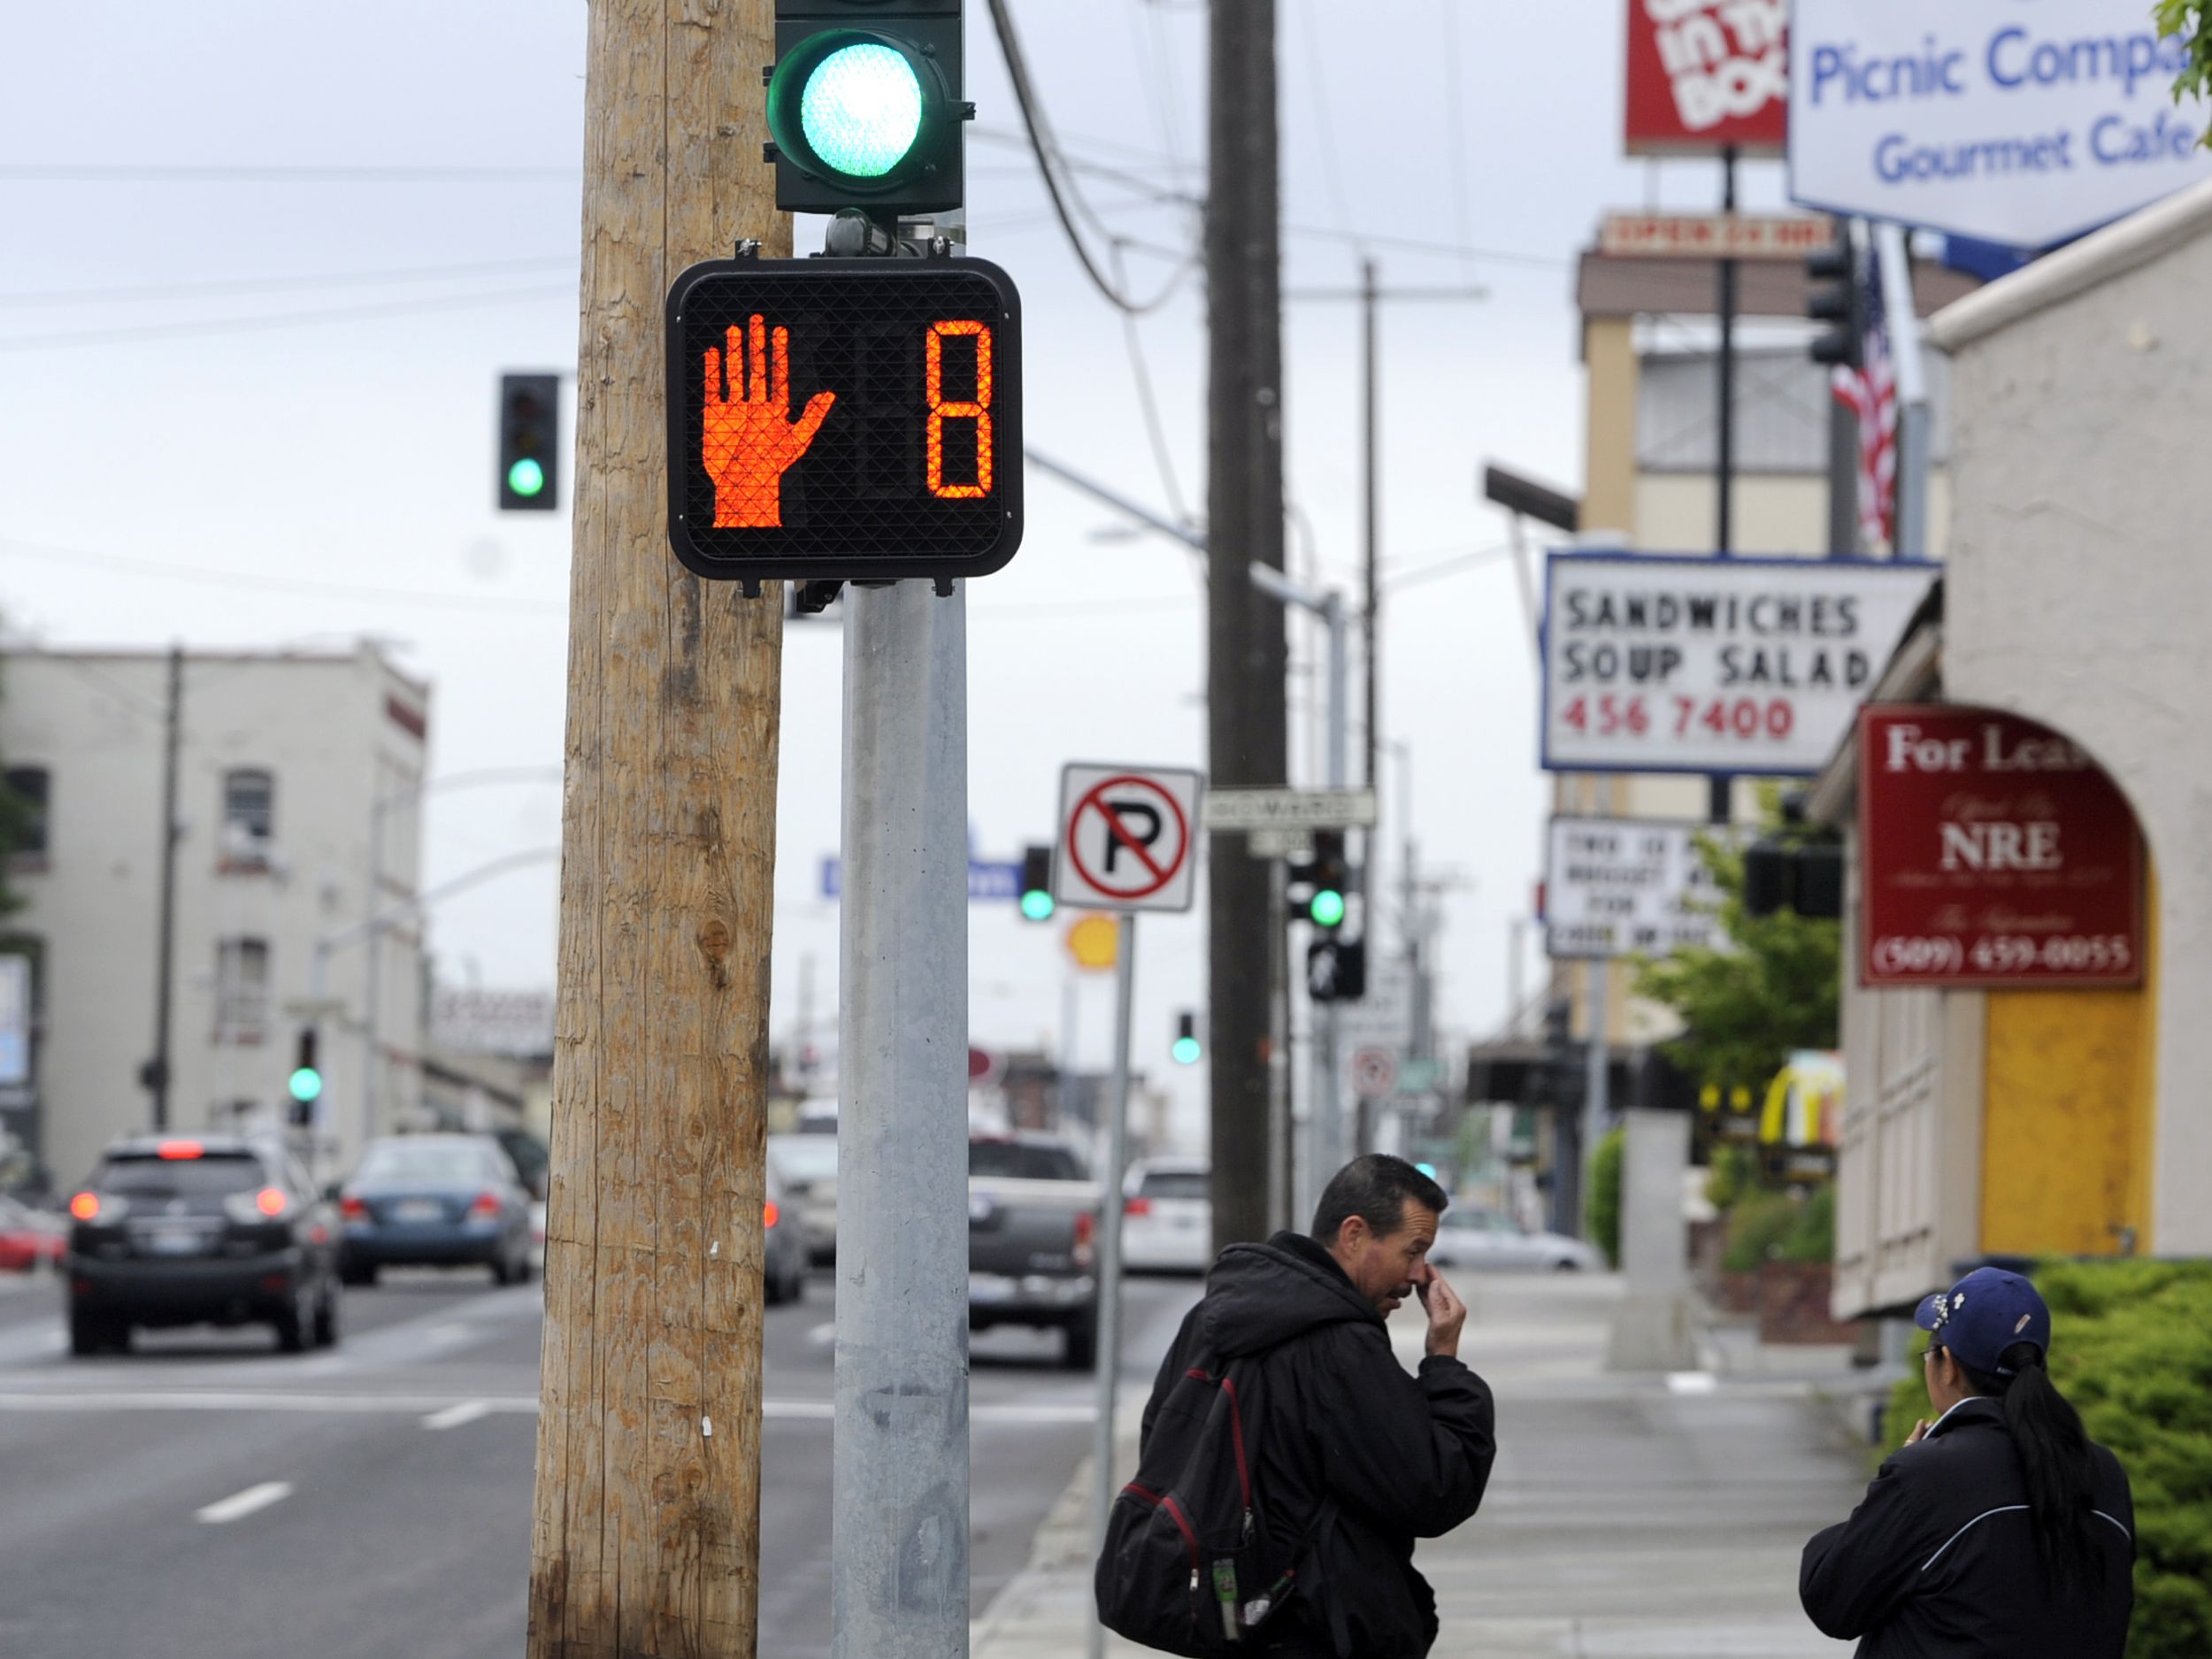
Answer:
(1171, 1036, 1202, 1066)
(801, 43, 924, 180)
(288, 1067, 323, 1104)
(507, 457, 546, 499)
(1020, 890, 1056, 923)
(1309, 889, 1347, 928)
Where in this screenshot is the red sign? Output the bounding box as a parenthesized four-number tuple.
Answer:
(1624, 0, 1789, 157)
(1858, 707, 2145, 989)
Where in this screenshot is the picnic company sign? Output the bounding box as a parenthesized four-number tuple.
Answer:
(1857, 706, 2145, 988)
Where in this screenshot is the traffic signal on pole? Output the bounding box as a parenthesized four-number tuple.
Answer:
(1306, 937, 1366, 1004)
(497, 373, 560, 511)
(1018, 845, 1055, 923)
(768, 0, 970, 218)
(1292, 830, 1350, 930)
(1806, 227, 1863, 373)
(1171, 1011, 1202, 1066)
(288, 1027, 323, 1126)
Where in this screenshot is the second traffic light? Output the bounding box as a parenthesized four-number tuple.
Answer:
(498, 373, 560, 511)
(1291, 830, 1350, 929)
(288, 1027, 323, 1127)
(1806, 226, 1863, 372)
(1171, 1011, 1202, 1066)
(768, 0, 969, 218)
(1018, 845, 1055, 922)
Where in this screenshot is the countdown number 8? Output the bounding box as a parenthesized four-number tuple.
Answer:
(926, 320, 994, 501)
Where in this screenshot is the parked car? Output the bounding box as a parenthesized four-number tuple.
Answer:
(337, 1134, 535, 1286)
(65, 1135, 342, 1356)
(0, 1194, 66, 1273)
(764, 1161, 807, 1306)
(968, 1133, 1102, 1370)
(766, 1133, 839, 1264)
(491, 1125, 551, 1202)
(1120, 1156, 1212, 1275)
(1426, 1206, 1605, 1273)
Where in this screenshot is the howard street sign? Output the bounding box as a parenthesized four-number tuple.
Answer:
(1054, 764, 1203, 916)
(1199, 788, 1379, 833)
(665, 256, 1024, 589)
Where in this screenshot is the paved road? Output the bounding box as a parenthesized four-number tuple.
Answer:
(0, 1263, 1195, 1659)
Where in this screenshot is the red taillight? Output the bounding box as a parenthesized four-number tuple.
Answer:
(255, 1187, 288, 1217)
(69, 1191, 100, 1222)
(156, 1140, 204, 1160)
(1073, 1210, 1096, 1269)
(468, 1191, 503, 1218)
(1124, 1196, 1152, 1218)
(764, 1200, 780, 1230)
(339, 1195, 368, 1221)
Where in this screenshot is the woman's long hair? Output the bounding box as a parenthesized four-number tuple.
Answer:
(1947, 1340, 2103, 1588)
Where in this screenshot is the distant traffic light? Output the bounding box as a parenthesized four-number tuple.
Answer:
(498, 373, 560, 511)
(288, 1027, 323, 1126)
(1293, 830, 1350, 930)
(1307, 937, 1366, 1003)
(768, 0, 969, 218)
(1171, 1011, 1202, 1066)
(1806, 225, 1863, 372)
(1018, 845, 1055, 922)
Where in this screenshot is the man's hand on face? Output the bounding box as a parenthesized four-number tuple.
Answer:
(1416, 1269, 1466, 1359)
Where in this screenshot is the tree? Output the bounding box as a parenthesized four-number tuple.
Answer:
(2158, 3, 2212, 132)
(1632, 810, 1840, 1095)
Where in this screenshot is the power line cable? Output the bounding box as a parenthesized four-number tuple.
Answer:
(0, 255, 574, 310)
(1297, 0, 1363, 257)
(0, 536, 567, 615)
(1438, 2, 1481, 287)
(0, 282, 576, 352)
(982, 0, 1199, 315)
(1110, 245, 1192, 527)
(0, 163, 576, 184)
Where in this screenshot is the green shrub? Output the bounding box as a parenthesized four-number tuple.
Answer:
(1721, 1187, 1801, 1273)
(1587, 1127, 1624, 1268)
(1778, 1183, 1836, 1265)
(1876, 1260, 2212, 1659)
(1704, 1143, 1755, 1212)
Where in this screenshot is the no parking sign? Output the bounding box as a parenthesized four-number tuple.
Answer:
(1053, 763, 1202, 916)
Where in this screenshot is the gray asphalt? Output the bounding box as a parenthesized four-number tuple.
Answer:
(0, 1262, 1197, 1659)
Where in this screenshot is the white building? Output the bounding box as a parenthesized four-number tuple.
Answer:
(0, 642, 429, 1187)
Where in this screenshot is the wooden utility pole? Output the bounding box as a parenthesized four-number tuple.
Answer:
(1206, 0, 1288, 1254)
(528, 3, 784, 1655)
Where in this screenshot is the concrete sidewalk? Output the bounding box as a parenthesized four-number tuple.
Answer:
(974, 1271, 1866, 1658)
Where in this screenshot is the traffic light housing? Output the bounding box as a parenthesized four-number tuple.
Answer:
(769, 0, 969, 218)
(498, 373, 560, 511)
(288, 1027, 323, 1126)
(1307, 937, 1366, 1004)
(1018, 844, 1055, 922)
(1291, 830, 1350, 930)
(1171, 1011, 1202, 1066)
(1806, 227, 1863, 372)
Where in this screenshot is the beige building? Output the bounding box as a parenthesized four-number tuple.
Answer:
(0, 642, 429, 1187)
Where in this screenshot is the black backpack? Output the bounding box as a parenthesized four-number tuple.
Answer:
(1094, 1348, 1339, 1655)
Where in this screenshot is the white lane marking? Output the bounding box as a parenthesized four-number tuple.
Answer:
(1666, 1371, 1720, 1395)
(807, 1323, 836, 1347)
(196, 1481, 294, 1525)
(422, 1399, 490, 1431)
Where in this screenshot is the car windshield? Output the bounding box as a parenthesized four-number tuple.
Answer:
(969, 1141, 1087, 1182)
(1136, 1170, 1209, 1201)
(355, 1142, 498, 1187)
(99, 1154, 265, 1198)
(769, 1139, 840, 1182)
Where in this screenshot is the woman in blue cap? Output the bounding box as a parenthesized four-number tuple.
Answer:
(1799, 1265, 2133, 1656)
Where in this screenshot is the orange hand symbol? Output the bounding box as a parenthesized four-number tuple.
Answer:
(703, 314, 836, 529)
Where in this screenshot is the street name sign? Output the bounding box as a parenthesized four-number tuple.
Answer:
(1788, 1, 2212, 250)
(1248, 828, 1315, 860)
(1540, 553, 1936, 776)
(1546, 817, 1748, 962)
(1199, 788, 1379, 833)
(1054, 764, 1203, 916)
(665, 256, 1024, 588)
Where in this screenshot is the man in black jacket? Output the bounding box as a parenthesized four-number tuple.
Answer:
(1139, 1155, 1496, 1657)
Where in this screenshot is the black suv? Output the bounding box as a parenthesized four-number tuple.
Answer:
(66, 1135, 342, 1356)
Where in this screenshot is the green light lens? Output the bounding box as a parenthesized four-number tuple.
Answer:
(1020, 890, 1056, 923)
(802, 43, 925, 179)
(507, 457, 546, 498)
(1171, 1036, 1202, 1066)
(1309, 890, 1347, 928)
(288, 1067, 323, 1103)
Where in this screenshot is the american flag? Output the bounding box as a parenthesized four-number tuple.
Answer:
(1831, 241, 1897, 553)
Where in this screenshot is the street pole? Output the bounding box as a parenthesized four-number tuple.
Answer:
(1876, 220, 1931, 561)
(1267, 859, 1291, 1234)
(1580, 956, 1609, 1240)
(527, 3, 780, 1653)
(835, 582, 971, 1659)
(1827, 216, 1861, 561)
(1206, 0, 1288, 1258)
(147, 642, 181, 1133)
(1087, 913, 1138, 1659)
(1710, 145, 1740, 826)
(1361, 257, 1380, 814)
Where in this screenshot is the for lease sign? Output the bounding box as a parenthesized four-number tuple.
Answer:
(1540, 554, 1936, 775)
(1858, 706, 2144, 988)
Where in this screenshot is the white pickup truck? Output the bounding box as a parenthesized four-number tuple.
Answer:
(967, 1133, 1102, 1370)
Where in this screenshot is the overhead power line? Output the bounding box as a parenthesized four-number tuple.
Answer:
(0, 536, 568, 615)
(0, 255, 575, 310)
(0, 163, 575, 184)
(0, 282, 576, 352)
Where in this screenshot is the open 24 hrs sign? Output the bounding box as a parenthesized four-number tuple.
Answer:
(664, 256, 1024, 590)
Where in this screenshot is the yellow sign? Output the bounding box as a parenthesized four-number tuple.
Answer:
(1065, 915, 1120, 972)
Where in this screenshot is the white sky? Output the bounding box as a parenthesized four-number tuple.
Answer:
(0, 2, 1805, 1148)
